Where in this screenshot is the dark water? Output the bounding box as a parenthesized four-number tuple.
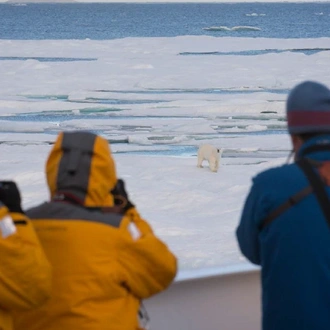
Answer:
(1, 2, 330, 40)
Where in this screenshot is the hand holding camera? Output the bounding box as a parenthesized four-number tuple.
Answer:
(0, 181, 24, 213)
(111, 179, 135, 213)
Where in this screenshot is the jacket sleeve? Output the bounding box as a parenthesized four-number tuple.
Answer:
(236, 180, 262, 265)
(117, 208, 177, 299)
(0, 207, 52, 311)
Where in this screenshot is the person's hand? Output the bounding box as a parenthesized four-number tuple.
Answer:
(0, 181, 24, 213)
(111, 179, 135, 213)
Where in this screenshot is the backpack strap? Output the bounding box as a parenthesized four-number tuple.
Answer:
(260, 142, 330, 230)
(260, 159, 330, 230)
(259, 185, 312, 230)
(297, 158, 330, 226)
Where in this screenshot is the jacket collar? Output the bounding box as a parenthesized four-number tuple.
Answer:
(298, 134, 330, 161)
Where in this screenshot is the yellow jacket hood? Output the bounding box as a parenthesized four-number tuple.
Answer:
(46, 131, 117, 207)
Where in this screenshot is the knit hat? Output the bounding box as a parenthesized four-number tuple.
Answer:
(286, 81, 330, 134)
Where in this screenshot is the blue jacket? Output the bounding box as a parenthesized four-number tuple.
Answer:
(236, 135, 330, 330)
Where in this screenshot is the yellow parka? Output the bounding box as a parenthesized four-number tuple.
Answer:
(14, 131, 177, 330)
(0, 204, 52, 330)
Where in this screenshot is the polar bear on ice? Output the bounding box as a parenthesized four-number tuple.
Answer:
(197, 144, 223, 172)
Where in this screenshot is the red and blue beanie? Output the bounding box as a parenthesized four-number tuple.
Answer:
(286, 81, 330, 134)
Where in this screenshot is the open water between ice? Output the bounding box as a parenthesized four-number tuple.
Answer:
(0, 91, 289, 165)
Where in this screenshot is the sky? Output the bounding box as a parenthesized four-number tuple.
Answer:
(0, 36, 330, 278)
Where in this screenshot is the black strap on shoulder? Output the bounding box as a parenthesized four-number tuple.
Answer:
(260, 185, 312, 230)
(260, 143, 330, 230)
(13, 220, 27, 225)
(297, 158, 330, 226)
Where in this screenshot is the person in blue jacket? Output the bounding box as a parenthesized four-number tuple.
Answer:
(236, 80, 330, 330)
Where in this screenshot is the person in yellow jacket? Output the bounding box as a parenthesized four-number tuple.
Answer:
(14, 131, 178, 330)
(0, 182, 52, 330)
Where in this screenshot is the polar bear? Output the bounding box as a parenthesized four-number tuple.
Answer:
(197, 144, 223, 172)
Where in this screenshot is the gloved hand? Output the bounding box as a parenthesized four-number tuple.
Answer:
(111, 179, 135, 213)
(0, 181, 24, 213)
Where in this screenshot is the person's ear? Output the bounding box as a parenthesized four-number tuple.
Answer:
(290, 134, 304, 161)
(290, 134, 304, 153)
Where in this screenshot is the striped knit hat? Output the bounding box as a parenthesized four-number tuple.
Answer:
(286, 81, 330, 134)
